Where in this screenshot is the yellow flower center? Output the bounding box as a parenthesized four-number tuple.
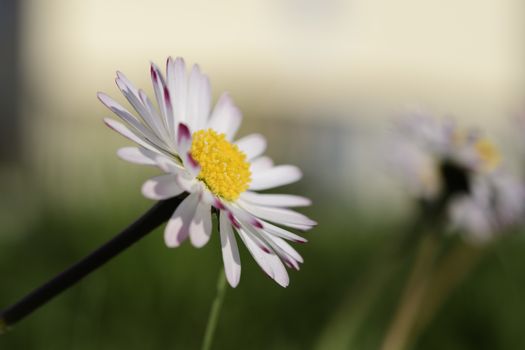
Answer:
(190, 129, 251, 201)
(475, 138, 500, 171)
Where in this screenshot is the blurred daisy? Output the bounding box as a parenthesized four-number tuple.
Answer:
(391, 113, 525, 243)
(98, 57, 315, 287)
(448, 171, 525, 242)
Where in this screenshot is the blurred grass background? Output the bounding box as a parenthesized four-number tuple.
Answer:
(1, 0, 525, 349)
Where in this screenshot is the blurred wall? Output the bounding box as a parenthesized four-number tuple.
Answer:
(0, 0, 20, 164)
(15, 0, 525, 208)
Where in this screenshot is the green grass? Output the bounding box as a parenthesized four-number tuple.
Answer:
(1, 189, 525, 349)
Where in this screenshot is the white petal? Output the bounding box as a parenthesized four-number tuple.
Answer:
(150, 63, 172, 136)
(235, 134, 267, 160)
(104, 118, 160, 154)
(138, 88, 173, 148)
(240, 201, 316, 230)
(240, 192, 311, 207)
(115, 72, 169, 141)
(449, 196, 493, 242)
(117, 147, 156, 165)
(167, 57, 188, 127)
(184, 153, 201, 177)
(240, 219, 290, 260)
(176, 123, 201, 177)
(219, 211, 241, 287)
(258, 234, 301, 271)
(200, 189, 216, 206)
(237, 229, 273, 276)
(187, 64, 211, 132)
(260, 220, 308, 243)
(164, 193, 199, 247)
(249, 165, 302, 190)
(237, 229, 289, 287)
(175, 173, 198, 193)
(250, 156, 274, 173)
(208, 93, 242, 140)
(155, 156, 183, 174)
(265, 234, 304, 264)
(189, 201, 212, 248)
(238, 220, 291, 286)
(114, 76, 150, 122)
(267, 254, 289, 287)
(114, 71, 141, 102)
(238, 219, 274, 253)
(142, 174, 184, 200)
(224, 203, 263, 229)
(177, 123, 192, 155)
(98, 93, 165, 147)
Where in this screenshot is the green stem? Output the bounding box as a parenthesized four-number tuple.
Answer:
(380, 234, 438, 350)
(201, 269, 227, 350)
(415, 243, 482, 333)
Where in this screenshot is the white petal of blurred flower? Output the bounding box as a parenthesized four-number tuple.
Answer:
(100, 57, 315, 287)
(391, 112, 525, 242)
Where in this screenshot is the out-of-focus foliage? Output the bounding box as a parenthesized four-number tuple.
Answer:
(2, 159, 525, 349)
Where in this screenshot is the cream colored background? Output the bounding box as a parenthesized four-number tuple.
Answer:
(18, 0, 525, 209)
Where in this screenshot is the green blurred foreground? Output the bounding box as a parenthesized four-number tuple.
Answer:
(1, 182, 525, 350)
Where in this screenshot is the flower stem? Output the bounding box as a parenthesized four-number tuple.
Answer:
(201, 269, 227, 350)
(380, 234, 439, 350)
(415, 243, 483, 333)
(0, 193, 188, 331)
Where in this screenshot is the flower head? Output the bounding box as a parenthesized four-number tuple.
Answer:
(391, 112, 525, 243)
(99, 57, 316, 287)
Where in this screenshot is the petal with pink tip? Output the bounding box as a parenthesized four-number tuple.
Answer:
(265, 234, 304, 264)
(239, 201, 316, 230)
(238, 228, 289, 287)
(98, 92, 164, 146)
(189, 201, 212, 248)
(115, 73, 168, 141)
(177, 123, 192, 155)
(220, 211, 241, 287)
(164, 193, 199, 247)
(150, 63, 173, 136)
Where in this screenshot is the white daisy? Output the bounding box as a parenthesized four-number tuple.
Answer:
(391, 113, 525, 242)
(98, 57, 316, 287)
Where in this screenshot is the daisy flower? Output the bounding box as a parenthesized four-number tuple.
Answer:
(98, 57, 316, 287)
(391, 113, 525, 243)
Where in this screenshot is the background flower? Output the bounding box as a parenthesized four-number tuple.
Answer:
(390, 113, 525, 242)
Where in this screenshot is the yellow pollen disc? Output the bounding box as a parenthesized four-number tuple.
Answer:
(475, 138, 500, 171)
(190, 129, 251, 201)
